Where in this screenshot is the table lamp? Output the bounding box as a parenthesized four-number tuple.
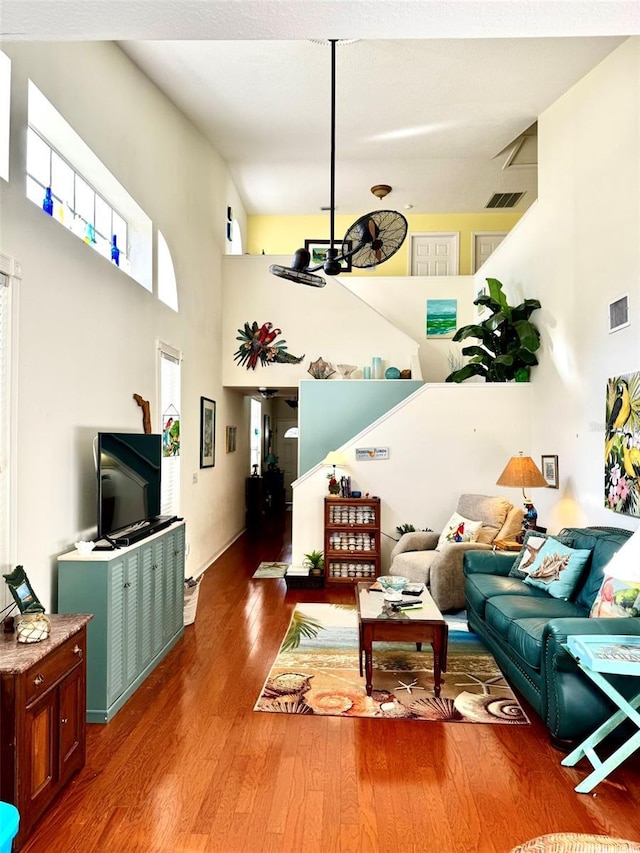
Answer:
(496, 451, 548, 536)
(322, 450, 347, 495)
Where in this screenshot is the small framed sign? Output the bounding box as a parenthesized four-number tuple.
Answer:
(355, 447, 389, 461)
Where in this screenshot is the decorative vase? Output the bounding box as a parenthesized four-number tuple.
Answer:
(328, 482, 340, 495)
(372, 357, 383, 379)
(336, 364, 357, 379)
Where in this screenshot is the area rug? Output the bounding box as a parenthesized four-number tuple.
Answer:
(252, 561, 290, 578)
(254, 603, 529, 724)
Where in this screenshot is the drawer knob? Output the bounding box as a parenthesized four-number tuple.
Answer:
(124, 581, 132, 589)
(73, 645, 82, 655)
(61, 717, 68, 724)
(34, 673, 45, 686)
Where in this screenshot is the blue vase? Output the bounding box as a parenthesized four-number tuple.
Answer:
(111, 235, 120, 266)
(42, 187, 53, 216)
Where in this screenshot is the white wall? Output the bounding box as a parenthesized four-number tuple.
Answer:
(1, 42, 250, 610)
(479, 36, 640, 533)
(222, 255, 422, 388)
(292, 383, 535, 568)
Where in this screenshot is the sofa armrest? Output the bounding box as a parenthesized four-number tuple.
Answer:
(389, 531, 439, 562)
(544, 617, 640, 671)
(429, 542, 492, 612)
(463, 550, 516, 577)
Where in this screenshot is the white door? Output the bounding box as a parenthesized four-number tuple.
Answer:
(473, 232, 507, 273)
(275, 418, 298, 503)
(410, 233, 459, 276)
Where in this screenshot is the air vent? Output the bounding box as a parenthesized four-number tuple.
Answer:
(609, 294, 629, 333)
(485, 192, 525, 209)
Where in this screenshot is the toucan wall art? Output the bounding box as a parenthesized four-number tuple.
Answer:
(605, 370, 640, 516)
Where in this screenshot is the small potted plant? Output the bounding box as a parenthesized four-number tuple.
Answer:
(303, 550, 325, 577)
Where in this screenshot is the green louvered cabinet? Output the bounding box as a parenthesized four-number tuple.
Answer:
(58, 522, 185, 723)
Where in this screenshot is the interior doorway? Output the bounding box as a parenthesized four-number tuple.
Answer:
(274, 418, 298, 503)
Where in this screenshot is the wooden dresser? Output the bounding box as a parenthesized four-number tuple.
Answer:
(0, 614, 91, 851)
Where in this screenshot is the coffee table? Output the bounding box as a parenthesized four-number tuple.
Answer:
(355, 582, 448, 697)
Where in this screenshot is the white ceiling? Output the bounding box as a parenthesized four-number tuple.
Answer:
(3, 2, 639, 216)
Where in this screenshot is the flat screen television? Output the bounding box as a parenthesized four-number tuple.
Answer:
(97, 432, 163, 541)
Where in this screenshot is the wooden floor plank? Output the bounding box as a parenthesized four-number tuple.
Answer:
(19, 510, 640, 852)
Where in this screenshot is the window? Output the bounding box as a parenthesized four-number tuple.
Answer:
(26, 127, 130, 270)
(0, 252, 19, 608)
(0, 51, 10, 182)
(159, 343, 181, 517)
(27, 81, 152, 290)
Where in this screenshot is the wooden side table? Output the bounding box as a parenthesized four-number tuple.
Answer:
(561, 643, 640, 793)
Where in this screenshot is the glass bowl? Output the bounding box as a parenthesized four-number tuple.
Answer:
(376, 575, 409, 593)
(336, 364, 357, 379)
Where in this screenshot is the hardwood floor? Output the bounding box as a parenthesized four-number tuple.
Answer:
(22, 512, 640, 853)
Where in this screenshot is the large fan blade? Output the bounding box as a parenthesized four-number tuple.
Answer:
(343, 210, 408, 269)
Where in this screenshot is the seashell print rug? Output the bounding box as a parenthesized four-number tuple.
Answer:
(252, 561, 290, 578)
(254, 603, 529, 724)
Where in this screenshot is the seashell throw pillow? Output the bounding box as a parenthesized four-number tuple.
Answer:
(522, 539, 591, 600)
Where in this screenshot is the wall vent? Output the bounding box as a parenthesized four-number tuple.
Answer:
(609, 294, 630, 333)
(485, 192, 524, 209)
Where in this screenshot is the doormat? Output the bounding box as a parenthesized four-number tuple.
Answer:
(254, 603, 529, 724)
(252, 561, 290, 578)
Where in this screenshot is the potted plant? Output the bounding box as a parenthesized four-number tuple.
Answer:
(446, 278, 542, 383)
(303, 550, 324, 577)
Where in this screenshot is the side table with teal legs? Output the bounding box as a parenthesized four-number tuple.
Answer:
(560, 653, 640, 793)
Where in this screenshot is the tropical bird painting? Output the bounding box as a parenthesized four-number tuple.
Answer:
(234, 321, 304, 370)
(604, 371, 640, 516)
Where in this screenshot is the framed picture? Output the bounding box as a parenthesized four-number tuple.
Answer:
(426, 298, 457, 339)
(541, 454, 559, 489)
(304, 239, 353, 273)
(226, 425, 237, 453)
(200, 397, 216, 468)
(3, 565, 45, 614)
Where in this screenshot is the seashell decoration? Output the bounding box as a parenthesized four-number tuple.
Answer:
(307, 357, 336, 380)
(336, 364, 357, 379)
(16, 613, 51, 644)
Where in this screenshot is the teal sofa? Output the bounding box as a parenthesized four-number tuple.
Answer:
(464, 526, 640, 745)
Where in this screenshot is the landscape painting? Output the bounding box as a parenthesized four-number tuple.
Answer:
(426, 299, 457, 339)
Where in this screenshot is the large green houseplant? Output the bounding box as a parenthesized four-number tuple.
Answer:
(446, 278, 542, 383)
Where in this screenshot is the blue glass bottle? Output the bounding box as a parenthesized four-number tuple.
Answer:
(42, 187, 53, 216)
(111, 235, 120, 266)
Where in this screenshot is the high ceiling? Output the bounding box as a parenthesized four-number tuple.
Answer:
(2, 2, 638, 216)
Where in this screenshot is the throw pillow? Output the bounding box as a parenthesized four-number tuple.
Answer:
(435, 512, 483, 551)
(508, 530, 575, 579)
(590, 575, 640, 618)
(522, 539, 591, 600)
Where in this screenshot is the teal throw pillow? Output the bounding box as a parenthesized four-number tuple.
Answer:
(522, 539, 591, 600)
(508, 530, 574, 580)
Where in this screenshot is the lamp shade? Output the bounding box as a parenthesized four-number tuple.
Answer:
(602, 526, 640, 582)
(497, 453, 548, 490)
(322, 450, 347, 468)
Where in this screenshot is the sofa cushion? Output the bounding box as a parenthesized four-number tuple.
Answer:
(435, 512, 482, 550)
(523, 540, 591, 600)
(466, 574, 546, 618)
(457, 494, 511, 544)
(485, 594, 585, 640)
(569, 528, 634, 611)
(508, 530, 575, 579)
(590, 574, 640, 618)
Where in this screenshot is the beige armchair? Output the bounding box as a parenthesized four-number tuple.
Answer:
(386, 494, 524, 612)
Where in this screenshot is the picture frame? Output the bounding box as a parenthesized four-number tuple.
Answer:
(226, 425, 237, 453)
(3, 565, 45, 614)
(200, 396, 216, 468)
(426, 298, 457, 339)
(304, 239, 353, 273)
(541, 454, 559, 489)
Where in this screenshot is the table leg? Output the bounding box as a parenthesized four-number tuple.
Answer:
(365, 648, 373, 697)
(416, 642, 422, 652)
(561, 678, 640, 793)
(358, 622, 363, 677)
(431, 625, 447, 698)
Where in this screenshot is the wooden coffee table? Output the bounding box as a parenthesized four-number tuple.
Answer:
(355, 582, 448, 697)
